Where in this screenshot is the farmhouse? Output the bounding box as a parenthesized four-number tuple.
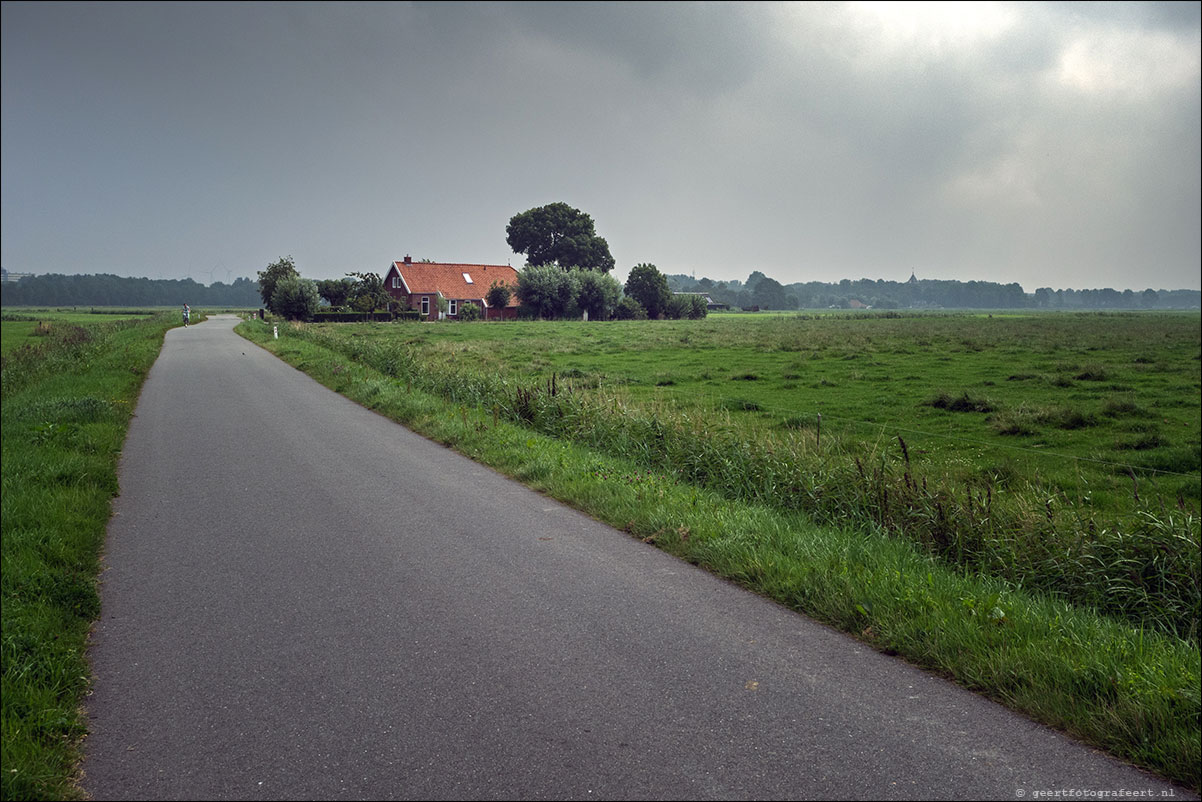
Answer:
(672, 291, 729, 312)
(384, 256, 521, 320)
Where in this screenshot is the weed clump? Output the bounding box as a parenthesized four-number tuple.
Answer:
(1049, 407, 1098, 430)
(926, 391, 995, 413)
(1075, 365, 1110, 381)
(1103, 397, 1149, 418)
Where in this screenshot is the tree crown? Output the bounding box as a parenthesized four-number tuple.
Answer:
(624, 263, 671, 319)
(258, 256, 299, 309)
(506, 202, 615, 273)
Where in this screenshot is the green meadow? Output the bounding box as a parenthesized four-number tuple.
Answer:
(1, 310, 159, 355)
(407, 311, 1197, 469)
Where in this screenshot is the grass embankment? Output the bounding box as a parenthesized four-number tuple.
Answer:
(238, 314, 1200, 790)
(1, 313, 182, 801)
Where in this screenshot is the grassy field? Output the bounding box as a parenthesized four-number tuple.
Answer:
(396, 311, 1199, 498)
(1, 312, 180, 800)
(1, 310, 161, 355)
(238, 310, 1200, 789)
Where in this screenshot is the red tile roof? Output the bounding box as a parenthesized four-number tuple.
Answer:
(388, 261, 520, 307)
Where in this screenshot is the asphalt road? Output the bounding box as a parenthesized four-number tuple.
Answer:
(81, 315, 1192, 801)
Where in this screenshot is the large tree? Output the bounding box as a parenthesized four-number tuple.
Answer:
(258, 256, 299, 310)
(506, 202, 615, 273)
(751, 276, 797, 310)
(624, 263, 671, 319)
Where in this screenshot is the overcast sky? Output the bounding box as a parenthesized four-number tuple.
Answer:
(3, 1, 1199, 291)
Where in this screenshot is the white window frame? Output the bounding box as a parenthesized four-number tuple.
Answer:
(392, 276, 402, 288)
(420, 296, 430, 316)
(448, 299, 458, 316)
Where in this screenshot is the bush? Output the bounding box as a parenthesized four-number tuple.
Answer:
(516, 265, 580, 319)
(667, 294, 708, 320)
(486, 281, 512, 310)
(270, 277, 320, 321)
(459, 302, 483, 321)
(576, 270, 623, 320)
(613, 296, 648, 320)
(311, 311, 392, 322)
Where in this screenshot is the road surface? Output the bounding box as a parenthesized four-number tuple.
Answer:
(81, 315, 1191, 800)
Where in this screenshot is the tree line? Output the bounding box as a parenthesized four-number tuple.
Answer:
(0, 273, 261, 307)
(255, 254, 706, 322)
(5, 264, 1196, 314)
(667, 272, 1201, 311)
(513, 263, 706, 321)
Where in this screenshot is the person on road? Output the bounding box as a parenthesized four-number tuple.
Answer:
(183, 304, 190, 327)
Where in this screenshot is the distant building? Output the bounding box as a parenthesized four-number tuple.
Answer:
(1, 269, 33, 283)
(672, 291, 729, 311)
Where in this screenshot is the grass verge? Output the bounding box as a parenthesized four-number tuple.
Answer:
(1, 313, 183, 801)
(238, 318, 1200, 790)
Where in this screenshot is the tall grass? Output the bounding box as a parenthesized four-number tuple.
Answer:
(271, 321, 1201, 643)
(1, 314, 177, 800)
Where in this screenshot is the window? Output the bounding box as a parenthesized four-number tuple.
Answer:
(463, 273, 474, 284)
(392, 276, 402, 289)
(448, 299, 458, 316)
(421, 297, 430, 316)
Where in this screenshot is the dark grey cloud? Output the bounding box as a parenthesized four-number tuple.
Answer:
(2, 2, 1198, 291)
(501, 1, 774, 92)
(1053, 0, 1202, 31)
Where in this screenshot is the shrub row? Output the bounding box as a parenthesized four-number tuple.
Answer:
(311, 311, 400, 323)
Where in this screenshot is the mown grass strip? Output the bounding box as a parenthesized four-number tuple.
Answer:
(1, 313, 182, 801)
(238, 319, 1200, 790)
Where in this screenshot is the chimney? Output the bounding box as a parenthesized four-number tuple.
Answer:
(404, 255, 412, 265)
